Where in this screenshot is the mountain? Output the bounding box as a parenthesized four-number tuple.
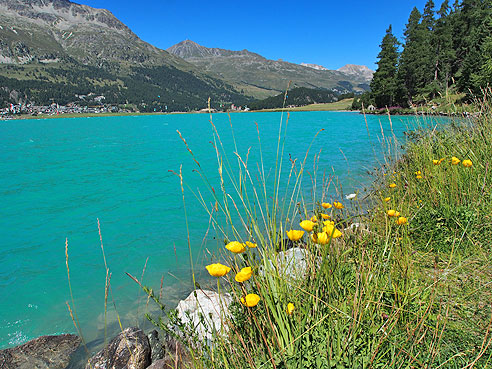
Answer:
(300, 63, 328, 71)
(167, 40, 372, 99)
(0, 0, 247, 110)
(337, 64, 374, 81)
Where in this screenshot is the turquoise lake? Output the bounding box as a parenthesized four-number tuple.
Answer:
(0, 111, 436, 350)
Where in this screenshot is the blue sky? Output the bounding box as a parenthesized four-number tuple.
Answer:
(79, 0, 443, 70)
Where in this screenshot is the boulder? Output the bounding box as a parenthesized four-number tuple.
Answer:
(147, 330, 164, 362)
(176, 290, 232, 341)
(0, 334, 80, 369)
(85, 327, 150, 369)
(265, 247, 319, 280)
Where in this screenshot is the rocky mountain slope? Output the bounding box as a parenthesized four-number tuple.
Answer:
(0, 0, 246, 110)
(167, 40, 372, 99)
(337, 64, 374, 81)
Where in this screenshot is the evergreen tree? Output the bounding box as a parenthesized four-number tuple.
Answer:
(472, 12, 492, 88)
(419, 0, 438, 97)
(433, 0, 455, 93)
(370, 25, 400, 108)
(398, 7, 423, 105)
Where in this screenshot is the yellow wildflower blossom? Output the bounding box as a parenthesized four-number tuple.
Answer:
(300, 220, 316, 232)
(451, 156, 460, 165)
(396, 217, 408, 225)
(333, 201, 344, 209)
(322, 224, 342, 238)
(286, 230, 305, 241)
(389, 183, 397, 188)
(241, 293, 260, 307)
(462, 159, 472, 167)
(321, 202, 332, 209)
(245, 241, 257, 248)
(311, 232, 330, 244)
(287, 303, 295, 315)
(235, 267, 252, 282)
(206, 263, 231, 277)
(226, 241, 246, 254)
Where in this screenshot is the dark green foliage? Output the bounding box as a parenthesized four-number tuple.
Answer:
(0, 61, 250, 111)
(248, 87, 337, 110)
(351, 91, 374, 110)
(369, 0, 492, 108)
(370, 25, 400, 108)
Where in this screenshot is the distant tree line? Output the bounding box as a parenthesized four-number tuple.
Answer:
(249, 87, 337, 110)
(353, 0, 492, 110)
(0, 62, 250, 111)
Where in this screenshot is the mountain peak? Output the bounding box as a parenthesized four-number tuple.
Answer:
(337, 64, 374, 80)
(167, 40, 263, 59)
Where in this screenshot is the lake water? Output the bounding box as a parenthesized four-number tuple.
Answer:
(0, 111, 434, 349)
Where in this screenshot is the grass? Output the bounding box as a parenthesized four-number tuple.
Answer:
(252, 98, 354, 112)
(129, 91, 491, 368)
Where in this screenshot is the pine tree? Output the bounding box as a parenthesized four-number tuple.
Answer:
(433, 0, 455, 94)
(370, 25, 400, 108)
(398, 7, 423, 105)
(418, 0, 438, 97)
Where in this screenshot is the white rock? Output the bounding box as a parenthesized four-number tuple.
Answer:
(176, 290, 232, 341)
(264, 247, 319, 280)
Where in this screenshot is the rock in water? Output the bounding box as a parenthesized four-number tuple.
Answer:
(0, 334, 80, 369)
(147, 330, 164, 362)
(85, 327, 150, 369)
(176, 290, 232, 341)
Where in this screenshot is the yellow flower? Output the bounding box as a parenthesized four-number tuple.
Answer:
(416, 175, 423, 179)
(300, 220, 316, 232)
(310, 215, 318, 222)
(451, 156, 460, 165)
(206, 263, 231, 277)
(226, 241, 246, 254)
(321, 202, 332, 209)
(439, 158, 445, 164)
(322, 224, 342, 238)
(462, 159, 473, 168)
(394, 211, 400, 217)
(311, 232, 330, 244)
(287, 303, 295, 315)
(333, 201, 344, 209)
(389, 183, 397, 188)
(320, 213, 331, 219)
(396, 216, 408, 225)
(235, 267, 252, 282)
(241, 293, 260, 307)
(323, 220, 334, 226)
(387, 209, 397, 217)
(286, 229, 305, 241)
(415, 170, 421, 175)
(245, 241, 257, 248)
(433, 159, 440, 165)
(384, 197, 391, 202)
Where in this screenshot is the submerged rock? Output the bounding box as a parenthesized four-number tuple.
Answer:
(85, 327, 150, 369)
(0, 334, 80, 369)
(147, 330, 164, 363)
(176, 289, 232, 341)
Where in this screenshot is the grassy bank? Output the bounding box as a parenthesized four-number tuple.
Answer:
(251, 98, 354, 112)
(141, 94, 491, 368)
